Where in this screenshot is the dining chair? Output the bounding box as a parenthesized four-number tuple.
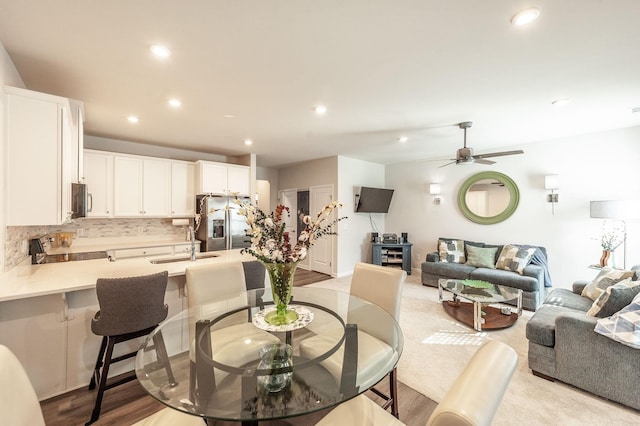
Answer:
(185, 261, 279, 388)
(299, 262, 407, 418)
(86, 271, 173, 425)
(0, 344, 204, 426)
(314, 340, 518, 426)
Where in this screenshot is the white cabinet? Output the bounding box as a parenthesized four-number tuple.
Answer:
(196, 160, 250, 196)
(171, 161, 195, 217)
(84, 150, 114, 217)
(227, 164, 251, 195)
(5, 87, 83, 225)
(0, 295, 67, 399)
(113, 155, 171, 217)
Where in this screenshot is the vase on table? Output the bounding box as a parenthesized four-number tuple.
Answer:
(263, 261, 300, 325)
(599, 250, 611, 267)
(257, 342, 293, 392)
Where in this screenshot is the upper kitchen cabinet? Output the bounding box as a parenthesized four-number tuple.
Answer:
(196, 160, 250, 196)
(113, 155, 171, 217)
(5, 86, 84, 226)
(171, 161, 195, 217)
(84, 150, 114, 218)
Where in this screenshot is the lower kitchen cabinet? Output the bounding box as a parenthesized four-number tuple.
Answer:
(0, 294, 67, 399)
(0, 277, 186, 400)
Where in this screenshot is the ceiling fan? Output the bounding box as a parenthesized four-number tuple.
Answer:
(439, 122, 524, 168)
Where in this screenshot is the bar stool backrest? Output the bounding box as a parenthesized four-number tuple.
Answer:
(92, 271, 169, 336)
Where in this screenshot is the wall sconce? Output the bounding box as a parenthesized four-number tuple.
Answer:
(544, 175, 560, 214)
(429, 183, 442, 205)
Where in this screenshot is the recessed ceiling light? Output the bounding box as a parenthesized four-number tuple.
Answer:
(168, 98, 182, 108)
(223, 114, 236, 119)
(398, 136, 408, 143)
(127, 115, 139, 123)
(244, 139, 253, 146)
(552, 98, 571, 107)
(511, 8, 540, 26)
(314, 105, 327, 115)
(150, 44, 171, 58)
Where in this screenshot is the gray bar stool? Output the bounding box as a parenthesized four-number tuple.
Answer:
(86, 271, 174, 425)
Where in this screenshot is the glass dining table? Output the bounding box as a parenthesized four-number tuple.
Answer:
(135, 286, 403, 425)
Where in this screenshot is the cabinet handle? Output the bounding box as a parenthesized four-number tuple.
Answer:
(88, 193, 93, 212)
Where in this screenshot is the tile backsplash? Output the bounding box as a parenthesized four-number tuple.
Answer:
(4, 218, 191, 271)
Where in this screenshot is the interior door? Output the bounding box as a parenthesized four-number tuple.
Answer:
(279, 189, 298, 241)
(309, 185, 334, 275)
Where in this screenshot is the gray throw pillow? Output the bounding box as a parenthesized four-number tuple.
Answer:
(438, 239, 465, 263)
(465, 245, 498, 269)
(581, 267, 635, 301)
(495, 244, 537, 274)
(587, 278, 640, 317)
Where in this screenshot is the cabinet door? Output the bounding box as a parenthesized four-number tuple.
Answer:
(227, 165, 250, 196)
(6, 92, 62, 225)
(84, 151, 113, 217)
(171, 161, 195, 216)
(114, 156, 143, 216)
(196, 161, 227, 194)
(142, 158, 171, 216)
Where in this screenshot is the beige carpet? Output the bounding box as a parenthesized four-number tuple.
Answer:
(308, 274, 639, 426)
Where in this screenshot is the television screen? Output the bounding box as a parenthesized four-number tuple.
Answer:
(356, 187, 394, 213)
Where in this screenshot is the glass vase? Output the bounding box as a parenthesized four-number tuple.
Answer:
(263, 261, 299, 325)
(257, 342, 293, 392)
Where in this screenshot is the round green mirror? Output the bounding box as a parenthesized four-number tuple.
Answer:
(457, 171, 519, 224)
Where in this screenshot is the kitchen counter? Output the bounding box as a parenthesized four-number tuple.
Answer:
(0, 248, 252, 302)
(46, 236, 196, 255)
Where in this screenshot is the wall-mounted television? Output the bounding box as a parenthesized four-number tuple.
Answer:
(355, 186, 395, 213)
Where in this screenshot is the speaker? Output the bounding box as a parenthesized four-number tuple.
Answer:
(371, 232, 378, 242)
(401, 232, 408, 243)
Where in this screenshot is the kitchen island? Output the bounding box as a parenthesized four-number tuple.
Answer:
(0, 243, 255, 400)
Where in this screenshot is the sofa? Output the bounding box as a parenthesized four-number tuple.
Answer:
(526, 265, 640, 410)
(421, 238, 551, 311)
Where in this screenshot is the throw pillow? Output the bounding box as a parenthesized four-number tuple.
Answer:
(586, 278, 640, 317)
(581, 267, 635, 301)
(465, 245, 498, 269)
(438, 239, 465, 263)
(594, 291, 640, 349)
(495, 244, 537, 274)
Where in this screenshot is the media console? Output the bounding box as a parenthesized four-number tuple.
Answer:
(372, 242, 412, 274)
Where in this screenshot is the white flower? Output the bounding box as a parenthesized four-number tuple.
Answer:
(298, 231, 309, 242)
(264, 218, 275, 228)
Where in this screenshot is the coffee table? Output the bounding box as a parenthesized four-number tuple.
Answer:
(438, 279, 522, 331)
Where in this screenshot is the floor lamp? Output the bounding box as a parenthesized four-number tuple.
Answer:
(590, 200, 640, 269)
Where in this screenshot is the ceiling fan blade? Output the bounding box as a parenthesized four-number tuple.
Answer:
(438, 160, 457, 168)
(474, 149, 524, 159)
(474, 158, 496, 165)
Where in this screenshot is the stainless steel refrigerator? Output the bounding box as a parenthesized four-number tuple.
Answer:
(195, 195, 251, 252)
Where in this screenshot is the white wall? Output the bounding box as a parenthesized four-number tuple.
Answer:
(337, 156, 386, 276)
(385, 125, 640, 289)
(0, 40, 25, 270)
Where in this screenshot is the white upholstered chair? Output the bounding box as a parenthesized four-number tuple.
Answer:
(185, 261, 279, 380)
(299, 262, 407, 417)
(0, 344, 202, 426)
(315, 340, 518, 426)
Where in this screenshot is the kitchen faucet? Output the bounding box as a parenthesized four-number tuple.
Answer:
(189, 225, 196, 261)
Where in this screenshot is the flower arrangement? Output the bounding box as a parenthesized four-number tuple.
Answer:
(599, 220, 625, 251)
(234, 199, 346, 264)
(234, 198, 346, 325)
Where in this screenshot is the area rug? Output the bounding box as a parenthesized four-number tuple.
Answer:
(308, 274, 639, 426)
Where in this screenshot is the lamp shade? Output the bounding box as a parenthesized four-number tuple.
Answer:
(544, 175, 560, 190)
(590, 200, 640, 219)
(429, 183, 441, 195)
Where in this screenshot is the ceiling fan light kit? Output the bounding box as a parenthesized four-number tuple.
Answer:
(439, 121, 524, 168)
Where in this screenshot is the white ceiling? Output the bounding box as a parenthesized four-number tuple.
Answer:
(1, 1, 639, 168)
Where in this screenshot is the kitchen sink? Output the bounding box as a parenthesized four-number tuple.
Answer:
(149, 252, 220, 264)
